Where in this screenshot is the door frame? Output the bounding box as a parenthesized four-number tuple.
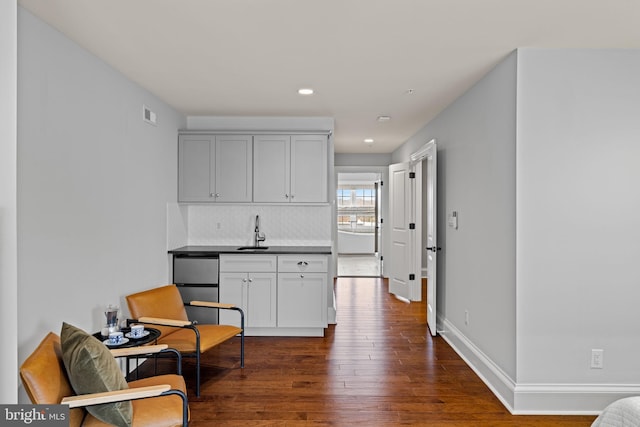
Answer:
(334, 166, 389, 277)
(410, 139, 438, 331)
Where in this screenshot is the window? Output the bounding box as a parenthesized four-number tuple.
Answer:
(336, 184, 377, 233)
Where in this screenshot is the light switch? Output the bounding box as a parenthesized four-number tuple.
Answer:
(448, 211, 458, 229)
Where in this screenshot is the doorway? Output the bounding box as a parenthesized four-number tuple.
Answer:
(336, 172, 382, 277)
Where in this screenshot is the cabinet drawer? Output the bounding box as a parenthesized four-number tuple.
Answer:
(220, 255, 277, 272)
(278, 255, 328, 273)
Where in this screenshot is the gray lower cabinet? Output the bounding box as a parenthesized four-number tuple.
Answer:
(219, 254, 328, 336)
(219, 255, 277, 329)
(277, 273, 327, 328)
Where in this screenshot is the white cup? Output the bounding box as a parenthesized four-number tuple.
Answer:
(108, 331, 124, 345)
(130, 324, 145, 338)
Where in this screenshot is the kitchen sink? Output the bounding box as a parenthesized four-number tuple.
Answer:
(236, 246, 269, 251)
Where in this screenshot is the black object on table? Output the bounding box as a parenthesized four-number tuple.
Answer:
(93, 327, 161, 348)
(93, 327, 173, 380)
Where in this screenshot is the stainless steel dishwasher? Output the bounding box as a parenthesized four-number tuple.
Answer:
(173, 255, 219, 324)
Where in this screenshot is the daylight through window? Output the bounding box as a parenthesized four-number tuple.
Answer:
(337, 185, 376, 233)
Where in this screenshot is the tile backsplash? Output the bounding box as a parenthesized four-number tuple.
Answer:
(184, 204, 332, 247)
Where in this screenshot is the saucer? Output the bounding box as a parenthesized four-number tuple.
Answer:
(125, 330, 150, 339)
(103, 337, 129, 346)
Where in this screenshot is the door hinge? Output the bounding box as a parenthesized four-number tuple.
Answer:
(409, 223, 415, 229)
(409, 172, 416, 179)
(380, 256, 383, 261)
(379, 181, 383, 186)
(380, 218, 383, 224)
(409, 274, 415, 280)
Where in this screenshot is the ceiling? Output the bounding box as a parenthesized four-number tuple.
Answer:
(18, 0, 640, 153)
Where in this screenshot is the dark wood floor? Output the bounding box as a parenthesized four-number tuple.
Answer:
(140, 277, 597, 426)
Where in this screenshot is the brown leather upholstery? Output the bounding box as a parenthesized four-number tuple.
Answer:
(20, 332, 189, 427)
(20, 333, 85, 427)
(126, 284, 244, 396)
(126, 284, 190, 339)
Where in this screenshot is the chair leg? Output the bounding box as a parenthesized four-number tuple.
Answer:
(196, 351, 200, 397)
(240, 329, 245, 368)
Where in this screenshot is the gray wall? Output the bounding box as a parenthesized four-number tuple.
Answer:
(392, 51, 518, 381)
(17, 8, 185, 401)
(516, 49, 640, 387)
(392, 48, 640, 412)
(1, 0, 18, 404)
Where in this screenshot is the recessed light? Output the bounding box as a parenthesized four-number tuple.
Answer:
(298, 88, 314, 95)
(364, 138, 374, 146)
(377, 115, 391, 122)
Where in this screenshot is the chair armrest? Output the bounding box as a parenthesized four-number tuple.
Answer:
(110, 344, 168, 358)
(61, 385, 170, 408)
(137, 316, 193, 327)
(189, 300, 236, 309)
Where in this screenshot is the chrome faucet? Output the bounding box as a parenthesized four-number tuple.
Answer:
(254, 215, 266, 247)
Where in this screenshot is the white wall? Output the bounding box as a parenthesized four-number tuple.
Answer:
(185, 204, 332, 247)
(337, 231, 375, 254)
(515, 49, 640, 410)
(0, 0, 18, 404)
(334, 153, 391, 167)
(17, 8, 185, 401)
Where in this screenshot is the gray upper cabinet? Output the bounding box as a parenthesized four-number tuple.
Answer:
(253, 135, 290, 203)
(253, 134, 328, 203)
(178, 134, 252, 202)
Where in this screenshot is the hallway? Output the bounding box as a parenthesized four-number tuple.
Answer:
(141, 277, 596, 426)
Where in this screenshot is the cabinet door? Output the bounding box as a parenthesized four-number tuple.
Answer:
(290, 135, 327, 203)
(178, 135, 215, 202)
(215, 135, 253, 202)
(253, 135, 290, 202)
(278, 272, 327, 328)
(246, 273, 277, 328)
(219, 272, 246, 327)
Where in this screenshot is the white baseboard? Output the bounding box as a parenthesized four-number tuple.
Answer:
(439, 318, 516, 411)
(439, 317, 640, 415)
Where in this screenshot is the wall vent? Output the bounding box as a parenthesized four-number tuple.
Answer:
(143, 105, 157, 126)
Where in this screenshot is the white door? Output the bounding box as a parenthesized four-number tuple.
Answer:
(389, 162, 412, 300)
(424, 141, 438, 336)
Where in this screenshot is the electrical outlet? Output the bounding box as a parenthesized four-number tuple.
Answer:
(591, 349, 604, 369)
(464, 310, 469, 326)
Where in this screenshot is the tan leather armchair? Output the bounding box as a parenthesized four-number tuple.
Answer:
(126, 284, 244, 397)
(20, 332, 189, 427)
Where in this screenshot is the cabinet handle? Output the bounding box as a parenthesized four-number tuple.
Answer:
(285, 194, 289, 199)
(210, 193, 220, 198)
(248, 278, 253, 283)
(242, 278, 247, 283)
(297, 261, 309, 266)
(291, 194, 295, 199)
(300, 274, 304, 278)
